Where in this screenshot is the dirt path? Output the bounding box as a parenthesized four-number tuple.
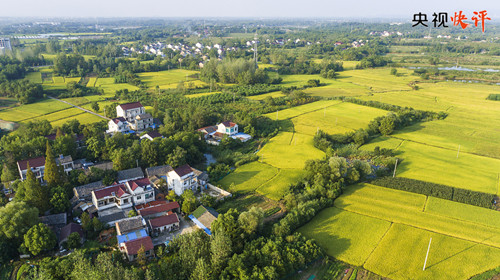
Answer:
(47, 96, 110, 121)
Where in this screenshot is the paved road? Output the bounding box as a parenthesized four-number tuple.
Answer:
(47, 95, 110, 121)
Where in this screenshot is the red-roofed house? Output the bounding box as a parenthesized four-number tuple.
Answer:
(116, 102, 145, 123)
(107, 117, 128, 134)
(17, 155, 74, 182)
(136, 200, 180, 219)
(217, 121, 238, 136)
(91, 178, 155, 210)
(92, 184, 133, 210)
(120, 236, 155, 261)
(167, 164, 197, 196)
(149, 213, 179, 235)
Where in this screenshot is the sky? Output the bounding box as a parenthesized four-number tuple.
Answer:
(1, 0, 499, 19)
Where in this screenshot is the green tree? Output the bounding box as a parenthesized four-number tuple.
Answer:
(1, 163, 17, 183)
(166, 146, 187, 168)
(81, 212, 92, 232)
(181, 189, 197, 214)
(390, 68, 397, 75)
(128, 209, 137, 217)
(23, 223, 56, 256)
(379, 116, 395, 136)
(0, 201, 39, 242)
(92, 217, 103, 232)
(191, 257, 212, 280)
(91, 101, 100, 113)
(66, 232, 81, 249)
(44, 141, 61, 187)
(136, 245, 146, 266)
(166, 190, 178, 202)
(211, 208, 244, 251)
(141, 140, 158, 167)
(22, 163, 49, 212)
(238, 207, 264, 235)
(50, 190, 70, 213)
(352, 129, 369, 145)
(210, 232, 232, 275)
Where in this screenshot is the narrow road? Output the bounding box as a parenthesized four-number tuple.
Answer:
(47, 96, 110, 121)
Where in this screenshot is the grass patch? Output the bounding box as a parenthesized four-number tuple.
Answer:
(217, 161, 279, 194)
(256, 169, 306, 200)
(137, 69, 206, 89)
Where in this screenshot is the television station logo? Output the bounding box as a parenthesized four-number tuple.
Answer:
(412, 10, 491, 32)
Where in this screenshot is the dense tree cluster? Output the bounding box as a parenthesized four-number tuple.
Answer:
(200, 58, 269, 85)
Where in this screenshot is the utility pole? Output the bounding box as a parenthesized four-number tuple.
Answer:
(393, 159, 399, 177)
(423, 238, 432, 271)
(456, 145, 461, 158)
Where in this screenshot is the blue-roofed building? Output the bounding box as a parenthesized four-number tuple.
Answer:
(117, 228, 148, 245)
(189, 205, 219, 235)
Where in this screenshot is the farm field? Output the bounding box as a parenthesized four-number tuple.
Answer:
(137, 69, 206, 89)
(217, 161, 279, 194)
(299, 183, 500, 280)
(256, 169, 306, 200)
(359, 82, 500, 158)
(246, 91, 285, 100)
(361, 136, 500, 194)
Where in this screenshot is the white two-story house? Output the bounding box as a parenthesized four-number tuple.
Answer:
(107, 117, 128, 134)
(92, 178, 155, 211)
(117, 102, 146, 123)
(167, 164, 198, 196)
(217, 121, 238, 136)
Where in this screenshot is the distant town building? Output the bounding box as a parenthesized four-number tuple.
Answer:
(0, 38, 12, 53)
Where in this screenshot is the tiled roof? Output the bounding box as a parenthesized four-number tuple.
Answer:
(145, 165, 173, 178)
(127, 178, 151, 191)
(124, 236, 154, 255)
(40, 213, 67, 226)
(115, 216, 145, 234)
(17, 156, 45, 170)
(136, 113, 152, 120)
(116, 167, 144, 183)
(55, 155, 73, 165)
(220, 121, 236, 127)
(149, 213, 179, 228)
(93, 184, 129, 200)
(137, 201, 180, 217)
(172, 164, 193, 177)
(74, 180, 105, 199)
(118, 102, 143, 111)
(144, 130, 162, 139)
(59, 223, 83, 242)
(197, 126, 216, 134)
(112, 117, 127, 124)
(192, 206, 218, 230)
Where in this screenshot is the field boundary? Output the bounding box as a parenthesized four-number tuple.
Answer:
(362, 222, 394, 266)
(333, 205, 500, 250)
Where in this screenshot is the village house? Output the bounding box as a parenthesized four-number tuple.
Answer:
(189, 205, 219, 235)
(91, 178, 155, 211)
(116, 102, 146, 122)
(120, 236, 155, 261)
(136, 200, 180, 219)
(129, 113, 154, 131)
(17, 155, 74, 182)
(148, 213, 179, 235)
(107, 117, 129, 134)
(115, 216, 148, 235)
(197, 121, 251, 144)
(59, 223, 84, 247)
(167, 164, 199, 196)
(140, 130, 163, 141)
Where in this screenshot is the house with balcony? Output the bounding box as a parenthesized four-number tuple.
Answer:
(107, 117, 129, 134)
(117, 102, 146, 122)
(91, 178, 155, 211)
(167, 164, 199, 196)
